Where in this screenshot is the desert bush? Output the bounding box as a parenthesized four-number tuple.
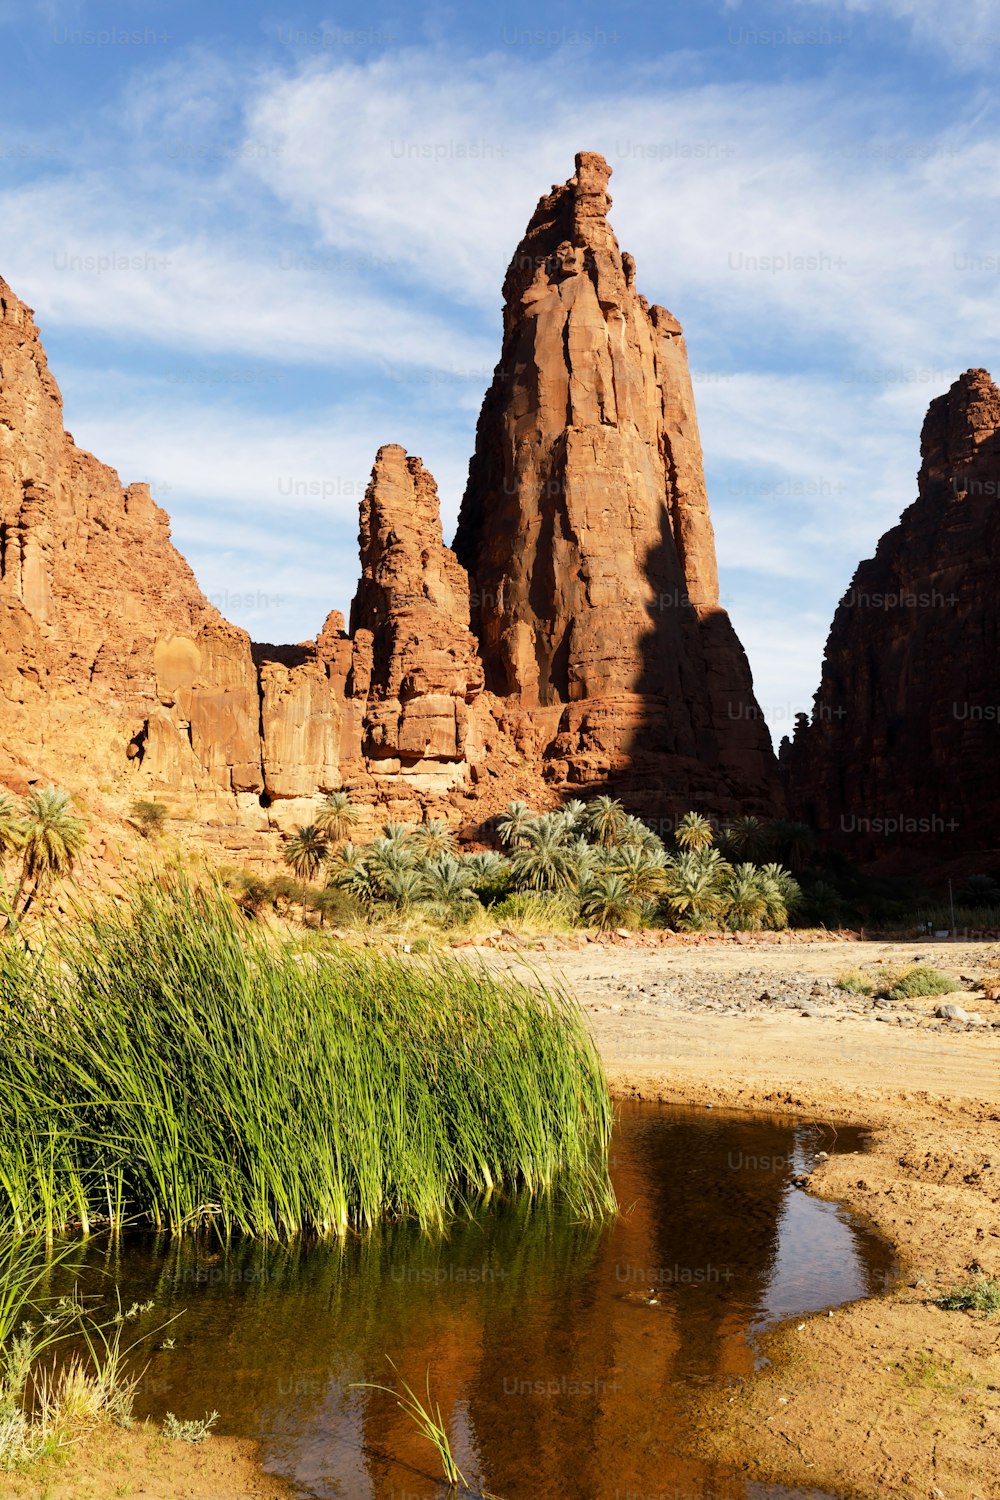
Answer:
(879, 965, 961, 1001)
(835, 969, 875, 996)
(936, 1276, 1000, 1315)
(130, 800, 168, 839)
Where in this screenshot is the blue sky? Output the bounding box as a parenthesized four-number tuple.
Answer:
(2, 0, 1000, 741)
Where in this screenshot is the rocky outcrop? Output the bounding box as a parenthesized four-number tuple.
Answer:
(0, 152, 782, 849)
(454, 152, 778, 819)
(349, 446, 484, 780)
(781, 369, 1000, 863)
(0, 272, 264, 820)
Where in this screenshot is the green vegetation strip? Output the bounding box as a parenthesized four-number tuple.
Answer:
(0, 877, 614, 1239)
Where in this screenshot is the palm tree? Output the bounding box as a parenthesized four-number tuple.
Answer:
(759, 862, 802, 928)
(13, 786, 87, 916)
(366, 837, 416, 897)
(722, 864, 769, 932)
(561, 799, 587, 832)
(675, 811, 716, 853)
(420, 855, 479, 924)
(960, 874, 1000, 905)
(721, 815, 768, 863)
(510, 816, 584, 893)
(409, 818, 456, 858)
(496, 800, 534, 849)
(766, 820, 817, 870)
(579, 872, 636, 931)
(382, 867, 425, 917)
(282, 824, 329, 912)
(584, 795, 629, 848)
(315, 791, 359, 845)
(609, 843, 667, 900)
(462, 850, 511, 901)
(381, 822, 413, 847)
(327, 842, 376, 912)
(618, 814, 664, 856)
(0, 793, 24, 893)
(662, 850, 728, 928)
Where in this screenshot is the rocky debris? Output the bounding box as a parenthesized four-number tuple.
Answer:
(454, 151, 780, 821)
(781, 368, 1000, 864)
(564, 966, 997, 1033)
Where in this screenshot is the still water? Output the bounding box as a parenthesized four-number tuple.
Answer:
(72, 1104, 895, 1500)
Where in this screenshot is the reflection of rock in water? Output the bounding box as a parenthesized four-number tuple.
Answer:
(59, 1109, 890, 1500)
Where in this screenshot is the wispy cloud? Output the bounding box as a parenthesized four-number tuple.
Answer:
(1, 24, 995, 718)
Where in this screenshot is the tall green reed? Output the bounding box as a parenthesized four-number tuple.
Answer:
(0, 876, 614, 1239)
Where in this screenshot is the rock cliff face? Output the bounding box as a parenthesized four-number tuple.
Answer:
(349, 446, 484, 780)
(0, 272, 259, 819)
(0, 153, 781, 849)
(781, 369, 1000, 862)
(454, 152, 778, 818)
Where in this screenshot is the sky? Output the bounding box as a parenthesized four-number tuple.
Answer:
(2, 0, 999, 742)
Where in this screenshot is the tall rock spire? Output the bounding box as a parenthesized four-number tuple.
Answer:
(454, 151, 778, 812)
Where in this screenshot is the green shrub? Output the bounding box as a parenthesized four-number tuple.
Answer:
(936, 1277, 1000, 1315)
(163, 1411, 219, 1444)
(881, 965, 960, 1001)
(491, 891, 580, 932)
(835, 969, 875, 996)
(130, 799, 168, 839)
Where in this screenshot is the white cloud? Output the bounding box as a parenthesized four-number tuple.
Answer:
(783, 0, 1000, 65)
(4, 32, 996, 712)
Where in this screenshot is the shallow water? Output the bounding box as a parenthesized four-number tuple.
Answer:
(69, 1104, 895, 1499)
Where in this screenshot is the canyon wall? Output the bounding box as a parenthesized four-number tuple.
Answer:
(781, 369, 1000, 865)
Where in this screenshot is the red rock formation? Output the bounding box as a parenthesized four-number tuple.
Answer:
(781, 369, 1000, 864)
(0, 273, 265, 821)
(349, 446, 484, 773)
(0, 152, 783, 849)
(454, 152, 778, 820)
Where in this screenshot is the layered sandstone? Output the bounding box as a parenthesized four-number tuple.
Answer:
(0, 153, 782, 850)
(454, 152, 778, 818)
(0, 273, 261, 820)
(781, 369, 1000, 863)
(348, 446, 485, 788)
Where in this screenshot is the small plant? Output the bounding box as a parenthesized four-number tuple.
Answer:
(163, 1409, 219, 1444)
(130, 800, 168, 839)
(0, 1240, 162, 1470)
(353, 1362, 466, 1490)
(936, 1276, 1000, 1315)
(835, 969, 875, 996)
(881, 965, 960, 1001)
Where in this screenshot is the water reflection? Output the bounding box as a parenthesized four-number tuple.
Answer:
(64, 1105, 894, 1500)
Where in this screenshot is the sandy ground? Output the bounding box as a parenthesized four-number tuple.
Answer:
(3, 936, 998, 1500)
(0, 1422, 298, 1498)
(498, 937, 1000, 1500)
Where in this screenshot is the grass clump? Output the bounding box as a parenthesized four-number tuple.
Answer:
(0, 1237, 155, 1469)
(0, 875, 614, 1240)
(835, 969, 875, 996)
(936, 1276, 1000, 1315)
(879, 965, 960, 1001)
(354, 1363, 466, 1489)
